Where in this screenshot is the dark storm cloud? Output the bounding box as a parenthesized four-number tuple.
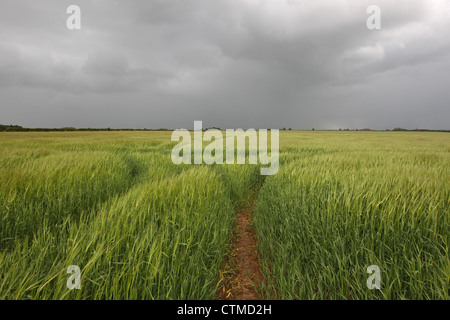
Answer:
(0, 0, 449, 129)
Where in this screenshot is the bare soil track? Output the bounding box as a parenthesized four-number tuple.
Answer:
(217, 192, 264, 300)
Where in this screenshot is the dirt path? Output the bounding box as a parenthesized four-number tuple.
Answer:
(217, 193, 264, 300)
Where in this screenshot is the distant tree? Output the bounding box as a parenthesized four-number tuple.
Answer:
(312, 128, 315, 131)
(5, 125, 23, 132)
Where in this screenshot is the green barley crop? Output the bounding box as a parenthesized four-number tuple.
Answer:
(256, 132, 449, 299)
(0, 131, 448, 299)
(0, 132, 259, 299)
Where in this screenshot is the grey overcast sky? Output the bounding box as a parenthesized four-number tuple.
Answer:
(0, 0, 449, 130)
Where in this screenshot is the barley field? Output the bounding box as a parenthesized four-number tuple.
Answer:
(0, 131, 448, 299)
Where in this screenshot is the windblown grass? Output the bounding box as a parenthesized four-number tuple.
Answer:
(256, 132, 449, 299)
(0, 132, 258, 299)
(0, 131, 448, 300)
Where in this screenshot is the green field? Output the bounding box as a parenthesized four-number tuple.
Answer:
(0, 131, 448, 299)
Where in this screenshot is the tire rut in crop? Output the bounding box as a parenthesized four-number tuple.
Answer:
(217, 187, 264, 300)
